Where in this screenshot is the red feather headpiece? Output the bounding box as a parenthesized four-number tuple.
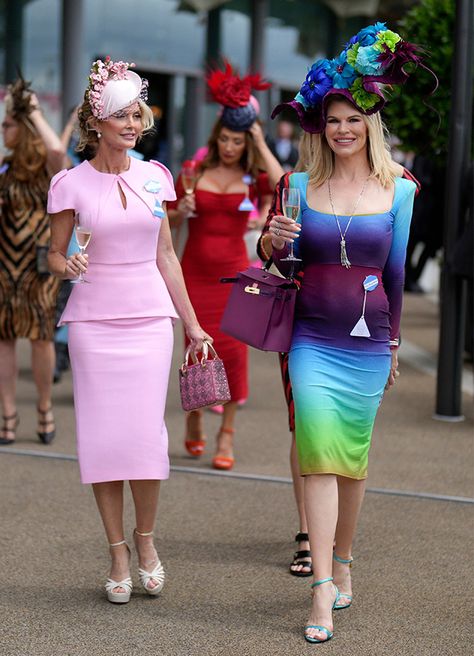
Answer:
(206, 60, 271, 108)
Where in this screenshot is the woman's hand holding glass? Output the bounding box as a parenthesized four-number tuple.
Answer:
(66, 213, 92, 283)
(269, 213, 301, 250)
(64, 251, 89, 281)
(178, 193, 196, 221)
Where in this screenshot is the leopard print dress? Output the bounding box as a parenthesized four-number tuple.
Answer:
(0, 164, 59, 340)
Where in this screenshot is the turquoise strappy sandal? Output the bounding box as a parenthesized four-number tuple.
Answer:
(304, 576, 339, 644)
(333, 553, 353, 610)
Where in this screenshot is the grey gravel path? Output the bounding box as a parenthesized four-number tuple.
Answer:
(1, 294, 472, 655)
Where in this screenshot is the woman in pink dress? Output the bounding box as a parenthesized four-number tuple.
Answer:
(47, 58, 210, 604)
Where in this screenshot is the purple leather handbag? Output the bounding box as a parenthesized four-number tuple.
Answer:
(220, 264, 298, 352)
(179, 342, 231, 411)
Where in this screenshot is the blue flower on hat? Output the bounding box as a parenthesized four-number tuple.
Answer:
(298, 60, 332, 107)
(326, 53, 357, 89)
(344, 34, 359, 51)
(356, 21, 387, 46)
(354, 45, 384, 76)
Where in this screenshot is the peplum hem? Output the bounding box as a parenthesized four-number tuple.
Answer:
(59, 260, 178, 325)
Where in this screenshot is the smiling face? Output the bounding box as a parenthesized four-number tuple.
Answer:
(324, 99, 368, 159)
(97, 102, 143, 150)
(1, 114, 20, 149)
(216, 126, 247, 166)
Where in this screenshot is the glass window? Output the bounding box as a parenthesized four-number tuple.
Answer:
(22, 0, 206, 96)
(85, 0, 205, 70)
(24, 0, 61, 93)
(221, 8, 250, 70)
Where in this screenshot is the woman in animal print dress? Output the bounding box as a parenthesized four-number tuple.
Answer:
(0, 78, 65, 445)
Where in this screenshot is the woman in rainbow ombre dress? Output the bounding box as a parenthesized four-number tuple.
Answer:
(267, 22, 428, 644)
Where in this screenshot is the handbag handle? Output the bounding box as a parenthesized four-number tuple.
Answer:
(181, 340, 218, 373)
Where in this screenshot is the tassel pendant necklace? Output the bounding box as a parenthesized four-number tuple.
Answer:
(328, 175, 370, 269)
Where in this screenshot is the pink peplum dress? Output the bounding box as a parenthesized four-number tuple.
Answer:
(47, 158, 178, 484)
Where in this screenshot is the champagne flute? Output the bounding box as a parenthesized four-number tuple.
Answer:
(71, 213, 92, 284)
(181, 161, 198, 218)
(281, 187, 301, 262)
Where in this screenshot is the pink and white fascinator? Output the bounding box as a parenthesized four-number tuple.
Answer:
(87, 57, 149, 119)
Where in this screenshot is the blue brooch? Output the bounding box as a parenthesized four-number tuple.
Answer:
(350, 275, 379, 338)
(144, 179, 165, 218)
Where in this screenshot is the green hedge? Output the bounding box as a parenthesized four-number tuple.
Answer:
(383, 0, 456, 160)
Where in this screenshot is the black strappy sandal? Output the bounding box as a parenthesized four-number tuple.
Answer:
(37, 406, 56, 445)
(0, 412, 19, 445)
(290, 531, 313, 577)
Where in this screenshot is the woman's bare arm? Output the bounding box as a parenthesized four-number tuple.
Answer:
(157, 203, 210, 350)
(249, 122, 284, 188)
(29, 94, 67, 176)
(48, 210, 88, 280)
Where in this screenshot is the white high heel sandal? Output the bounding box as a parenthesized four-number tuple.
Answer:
(105, 540, 133, 604)
(134, 529, 165, 596)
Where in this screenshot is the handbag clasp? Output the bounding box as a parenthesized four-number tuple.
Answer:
(244, 283, 260, 295)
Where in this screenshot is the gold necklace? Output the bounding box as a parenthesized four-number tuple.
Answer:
(327, 175, 370, 269)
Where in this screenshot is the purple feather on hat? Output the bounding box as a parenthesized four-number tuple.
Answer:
(271, 22, 436, 134)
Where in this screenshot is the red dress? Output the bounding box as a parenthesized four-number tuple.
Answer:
(170, 173, 271, 401)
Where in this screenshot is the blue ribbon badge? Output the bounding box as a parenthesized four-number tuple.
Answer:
(238, 174, 257, 212)
(350, 275, 379, 338)
(144, 180, 165, 218)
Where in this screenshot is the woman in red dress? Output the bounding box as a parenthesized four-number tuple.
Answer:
(168, 63, 282, 470)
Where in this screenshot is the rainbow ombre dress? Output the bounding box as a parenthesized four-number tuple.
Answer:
(274, 173, 416, 479)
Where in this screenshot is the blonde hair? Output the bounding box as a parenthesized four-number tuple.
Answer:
(303, 98, 399, 188)
(295, 132, 315, 172)
(76, 97, 154, 152)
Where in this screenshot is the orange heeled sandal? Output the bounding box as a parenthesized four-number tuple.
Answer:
(184, 411, 206, 457)
(184, 437, 207, 458)
(212, 427, 235, 471)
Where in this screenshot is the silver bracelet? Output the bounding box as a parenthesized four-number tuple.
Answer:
(389, 339, 399, 347)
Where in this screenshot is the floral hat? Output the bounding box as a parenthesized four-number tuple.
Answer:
(272, 22, 436, 133)
(87, 56, 149, 120)
(206, 60, 271, 131)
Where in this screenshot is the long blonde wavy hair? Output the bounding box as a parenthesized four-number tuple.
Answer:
(299, 97, 399, 188)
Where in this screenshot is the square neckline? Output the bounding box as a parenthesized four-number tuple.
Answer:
(299, 174, 396, 217)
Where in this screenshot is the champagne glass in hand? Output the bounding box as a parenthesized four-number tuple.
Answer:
(71, 213, 92, 284)
(281, 187, 301, 262)
(181, 161, 198, 218)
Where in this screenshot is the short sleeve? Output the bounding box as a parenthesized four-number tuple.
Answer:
(166, 174, 185, 211)
(150, 160, 176, 202)
(255, 171, 273, 198)
(47, 169, 75, 214)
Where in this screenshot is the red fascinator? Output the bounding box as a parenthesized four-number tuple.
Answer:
(206, 60, 271, 131)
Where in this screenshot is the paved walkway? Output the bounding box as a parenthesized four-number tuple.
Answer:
(0, 294, 472, 655)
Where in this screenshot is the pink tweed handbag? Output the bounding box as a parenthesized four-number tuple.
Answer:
(179, 342, 231, 411)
